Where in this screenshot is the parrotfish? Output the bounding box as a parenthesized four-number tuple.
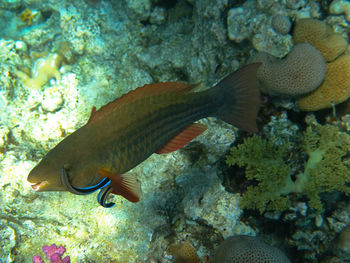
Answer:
(27, 63, 261, 208)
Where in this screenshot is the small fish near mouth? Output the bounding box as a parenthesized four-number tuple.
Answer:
(60, 165, 114, 208)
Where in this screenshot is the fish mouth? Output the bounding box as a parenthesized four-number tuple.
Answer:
(30, 181, 49, 191)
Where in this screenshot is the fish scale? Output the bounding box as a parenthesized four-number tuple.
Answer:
(104, 91, 214, 174)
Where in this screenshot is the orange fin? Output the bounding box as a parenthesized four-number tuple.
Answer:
(156, 123, 207, 154)
(87, 106, 97, 124)
(99, 169, 141, 203)
(88, 82, 198, 124)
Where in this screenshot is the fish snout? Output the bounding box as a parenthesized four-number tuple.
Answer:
(30, 181, 49, 191)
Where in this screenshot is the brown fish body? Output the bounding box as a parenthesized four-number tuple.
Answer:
(27, 64, 260, 198)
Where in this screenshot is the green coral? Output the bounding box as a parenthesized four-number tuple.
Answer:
(226, 124, 350, 214)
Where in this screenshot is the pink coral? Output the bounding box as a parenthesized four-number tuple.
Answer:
(32, 244, 70, 263)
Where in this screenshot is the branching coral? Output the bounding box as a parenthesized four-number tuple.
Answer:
(226, 124, 350, 214)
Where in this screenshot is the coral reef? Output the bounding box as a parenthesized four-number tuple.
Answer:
(0, 0, 349, 262)
(212, 235, 291, 263)
(253, 43, 326, 97)
(227, 0, 294, 57)
(226, 123, 350, 214)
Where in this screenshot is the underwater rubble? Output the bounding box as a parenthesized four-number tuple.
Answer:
(0, 0, 349, 262)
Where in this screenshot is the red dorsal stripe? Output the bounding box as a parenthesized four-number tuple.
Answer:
(156, 123, 207, 154)
(87, 82, 198, 124)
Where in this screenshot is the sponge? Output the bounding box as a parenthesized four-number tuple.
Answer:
(254, 43, 326, 97)
(298, 54, 350, 111)
(213, 236, 291, 263)
(293, 18, 347, 62)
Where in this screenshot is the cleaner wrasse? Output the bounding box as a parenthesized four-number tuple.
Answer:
(27, 63, 261, 207)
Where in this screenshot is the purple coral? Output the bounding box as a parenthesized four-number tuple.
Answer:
(32, 244, 70, 263)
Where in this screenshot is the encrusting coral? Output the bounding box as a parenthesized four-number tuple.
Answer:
(213, 235, 290, 263)
(254, 43, 326, 97)
(293, 18, 350, 111)
(226, 124, 350, 214)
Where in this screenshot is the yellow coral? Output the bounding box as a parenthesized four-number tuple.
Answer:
(168, 240, 200, 263)
(293, 18, 347, 62)
(16, 53, 63, 89)
(298, 54, 350, 111)
(293, 18, 350, 111)
(19, 8, 38, 26)
(330, 0, 350, 22)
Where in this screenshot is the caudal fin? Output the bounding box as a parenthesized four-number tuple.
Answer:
(212, 63, 261, 132)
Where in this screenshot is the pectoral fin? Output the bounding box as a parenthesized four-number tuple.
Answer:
(98, 168, 141, 203)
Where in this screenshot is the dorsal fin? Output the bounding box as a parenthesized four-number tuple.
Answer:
(87, 82, 198, 124)
(156, 123, 207, 154)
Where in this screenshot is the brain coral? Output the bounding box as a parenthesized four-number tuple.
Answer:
(213, 236, 291, 263)
(254, 43, 326, 97)
(168, 240, 199, 263)
(298, 54, 350, 111)
(272, 15, 292, 35)
(293, 18, 347, 62)
(293, 18, 350, 111)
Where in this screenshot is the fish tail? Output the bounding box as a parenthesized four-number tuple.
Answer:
(210, 63, 261, 132)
